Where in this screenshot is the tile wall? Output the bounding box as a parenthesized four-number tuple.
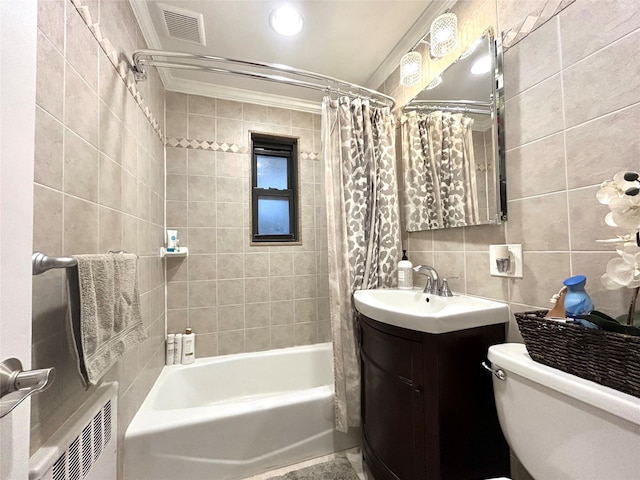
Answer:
(31, 0, 166, 476)
(385, 1, 639, 477)
(164, 93, 330, 356)
(26, 0, 638, 478)
(385, 0, 639, 340)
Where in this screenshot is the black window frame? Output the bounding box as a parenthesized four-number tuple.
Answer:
(250, 133, 299, 243)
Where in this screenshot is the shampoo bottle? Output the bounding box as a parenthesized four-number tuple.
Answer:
(166, 229, 178, 252)
(182, 328, 195, 364)
(398, 250, 413, 290)
(165, 334, 175, 366)
(174, 333, 183, 365)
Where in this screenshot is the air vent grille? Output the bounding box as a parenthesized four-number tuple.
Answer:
(47, 400, 114, 480)
(159, 3, 206, 46)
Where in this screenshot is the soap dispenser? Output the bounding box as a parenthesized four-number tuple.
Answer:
(398, 250, 413, 290)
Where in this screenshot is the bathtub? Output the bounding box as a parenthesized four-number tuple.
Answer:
(124, 342, 360, 480)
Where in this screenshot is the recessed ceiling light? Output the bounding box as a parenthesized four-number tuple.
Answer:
(270, 5, 304, 36)
(471, 55, 491, 75)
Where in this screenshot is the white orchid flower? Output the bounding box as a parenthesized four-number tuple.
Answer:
(597, 171, 640, 299)
(602, 243, 640, 289)
(609, 193, 640, 230)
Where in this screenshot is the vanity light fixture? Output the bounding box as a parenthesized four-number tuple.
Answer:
(430, 12, 458, 58)
(400, 51, 422, 86)
(269, 5, 304, 36)
(399, 10, 458, 86)
(470, 55, 491, 75)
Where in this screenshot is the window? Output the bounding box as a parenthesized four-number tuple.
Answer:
(251, 133, 299, 243)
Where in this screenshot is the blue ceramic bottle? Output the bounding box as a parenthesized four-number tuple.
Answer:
(563, 275, 593, 317)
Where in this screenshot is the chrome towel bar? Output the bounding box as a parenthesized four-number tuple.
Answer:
(32, 252, 78, 275)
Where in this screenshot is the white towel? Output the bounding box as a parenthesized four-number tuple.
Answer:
(66, 253, 147, 386)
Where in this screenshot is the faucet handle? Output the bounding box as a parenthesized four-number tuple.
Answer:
(440, 277, 458, 297)
(424, 275, 435, 294)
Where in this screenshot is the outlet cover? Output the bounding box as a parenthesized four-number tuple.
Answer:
(489, 244, 523, 278)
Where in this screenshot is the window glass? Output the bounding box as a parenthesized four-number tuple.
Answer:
(251, 133, 298, 243)
(257, 197, 291, 235)
(256, 155, 288, 189)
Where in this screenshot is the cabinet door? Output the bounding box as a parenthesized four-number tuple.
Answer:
(361, 319, 425, 480)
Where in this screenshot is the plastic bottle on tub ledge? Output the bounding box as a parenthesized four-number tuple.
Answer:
(182, 328, 195, 364)
(563, 275, 593, 318)
(174, 333, 182, 365)
(165, 334, 175, 366)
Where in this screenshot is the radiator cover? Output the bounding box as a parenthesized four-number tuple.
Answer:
(30, 382, 118, 480)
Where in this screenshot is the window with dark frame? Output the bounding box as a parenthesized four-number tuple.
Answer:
(251, 133, 299, 243)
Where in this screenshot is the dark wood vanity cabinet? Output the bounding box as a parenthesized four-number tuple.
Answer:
(359, 314, 510, 480)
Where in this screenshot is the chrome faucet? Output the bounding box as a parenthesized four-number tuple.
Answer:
(413, 265, 440, 295)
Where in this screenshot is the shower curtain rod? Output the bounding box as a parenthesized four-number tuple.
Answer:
(131, 49, 395, 109)
(404, 99, 492, 115)
(404, 105, 491, 115)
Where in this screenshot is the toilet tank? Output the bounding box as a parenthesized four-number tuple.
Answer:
(487, 343, 640, 480)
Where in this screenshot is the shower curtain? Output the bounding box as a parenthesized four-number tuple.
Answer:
(322, 96, 401, 433)
(401, 110, 479, 231)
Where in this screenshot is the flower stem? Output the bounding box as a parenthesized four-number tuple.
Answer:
(627, 286, 639, 326)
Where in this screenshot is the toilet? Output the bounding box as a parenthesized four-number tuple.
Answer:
(487, 343, 640, 480)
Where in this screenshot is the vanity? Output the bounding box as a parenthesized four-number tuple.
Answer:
(354, 289, 510, 480)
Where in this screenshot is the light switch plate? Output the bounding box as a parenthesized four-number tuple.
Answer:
(489, 244, 523, 278)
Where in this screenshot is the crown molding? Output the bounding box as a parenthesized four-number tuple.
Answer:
(128, 0, 173, 88)
(165, 77, 322, 113)
(129, 0, 321, 113)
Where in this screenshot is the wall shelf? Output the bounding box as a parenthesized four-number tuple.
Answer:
(160, 247, 188, 258)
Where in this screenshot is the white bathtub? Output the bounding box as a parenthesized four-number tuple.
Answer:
(124, 342, 360, 480)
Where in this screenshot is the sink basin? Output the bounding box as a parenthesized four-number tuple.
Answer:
(353, 288, 509, 334)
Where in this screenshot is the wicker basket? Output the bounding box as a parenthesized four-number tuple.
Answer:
(515, 311, 640, 398)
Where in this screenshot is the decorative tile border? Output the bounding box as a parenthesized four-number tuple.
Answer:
(165, 136, 321, 160)
(502, 0, 576, 49)
(165, 137, 248, 153)
(69, 0, 164, 141)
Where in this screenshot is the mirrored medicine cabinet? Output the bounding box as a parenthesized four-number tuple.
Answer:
(400, 30, 507, 232)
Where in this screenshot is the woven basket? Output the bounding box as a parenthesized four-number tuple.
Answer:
(515, 311, 640, 398)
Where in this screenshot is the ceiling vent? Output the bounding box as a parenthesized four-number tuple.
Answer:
(158, 3, 206, 46)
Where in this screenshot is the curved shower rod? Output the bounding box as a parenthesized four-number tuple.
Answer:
(131, 49, 395, 109)
(403, 99, 493, 115)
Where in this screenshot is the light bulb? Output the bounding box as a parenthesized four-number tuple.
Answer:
(471, 55, 491, 75)
(430, 12, 458, 58)
(400, 51, 422, 86)
(270, 5, 304, 36)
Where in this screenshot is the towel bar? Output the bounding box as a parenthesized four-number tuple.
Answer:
(32, 252, 78, 275)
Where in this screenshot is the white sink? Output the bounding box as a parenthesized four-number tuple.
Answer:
(353, 288, 509, 334)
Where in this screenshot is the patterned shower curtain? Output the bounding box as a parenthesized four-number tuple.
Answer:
(401, 110, 479, 231)
(322, 96, 401, 433)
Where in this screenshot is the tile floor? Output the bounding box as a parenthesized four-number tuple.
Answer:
(240, 447, 372, 480)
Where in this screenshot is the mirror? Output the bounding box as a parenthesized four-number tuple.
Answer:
(400, 30, 506, 232)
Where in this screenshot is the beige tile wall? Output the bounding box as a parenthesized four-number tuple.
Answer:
(164, 92, 330, 356)
(31, 0, 166, 476)
(389, 0, 640, 343)
(390, 2, 639, 478)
